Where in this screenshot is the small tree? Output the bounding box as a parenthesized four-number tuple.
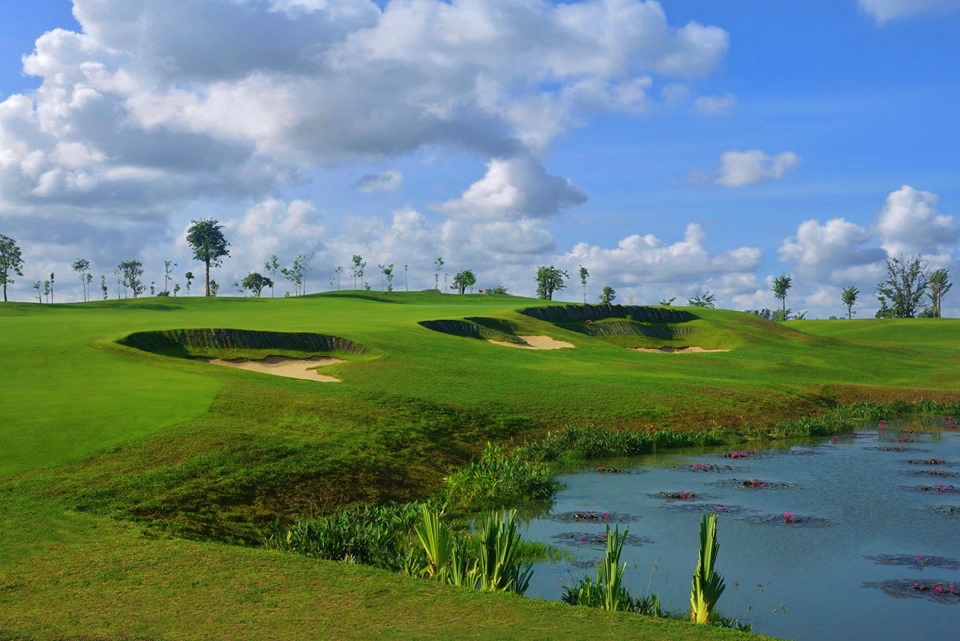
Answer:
(334, 266, 344, 291)
(772, 274, 792, 318)
(173, 283, 181, 297)
(536, 266, 568, 300)
(381, 263, 395, 293)
(688, 289, 716, 308)
(48, 272, 55, 303)
(599, 286, 616, 305)
(841, 286, 859, 320)
(184, 271, 194, 296)
(403, 264, 409, 292)
(149, 281, 156, 296)
(281, 253, 313, 296)
(451, 269, 477, 294)
(33, 280, 42, 303)
(117, 260, 145, 298)
(241, 272, 273, 297)
(72, 258, 91, 302)
(433, 257, 444, 291)
(578, 266, 589, 304)
(351, 255, 366, 290)
(264, 255, 280, 297)
(0, 234, 25, 302)
(876, 253, 928, 318)
(185, 218, 230, 297)
(43, 279, 51, 303)
(162, 260, 176, 295)
(659, 297, 676, 306)
(209, 279, 220, 297)
(928, 269, 952, 319)
(100, 275, 108, 300)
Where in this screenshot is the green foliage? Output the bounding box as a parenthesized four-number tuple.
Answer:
(772, 274, 792, 317)
(117, 260, 145, 298)
(579, 266, 589, 303)
(536, 266, 568, 300)
(690, 514, 725, 624)
(928, 268, 951, 319)
(240, 272, 274, 297)
(72, 258, 91, 302)
(474, 510, 533, 594)
(687, 289, 716, 308)
(281, 253, 313, 296)
(841, 286, 859, 319)
(186, 218, 230, 297)
(599, 286, 616, 305)
(265, 502, 424, 571)
(442, 442, 560, 511)
(0, 234, 24, 302)
(877, 253, 928, 318)
(485, 284, 509, 295)
(563, 524, 632, 611)
(451, 269, 477, 294)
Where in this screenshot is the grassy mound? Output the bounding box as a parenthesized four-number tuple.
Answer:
(119, 327, 368, 359)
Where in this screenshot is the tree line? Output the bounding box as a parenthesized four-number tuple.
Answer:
(0, 230, 952, 315)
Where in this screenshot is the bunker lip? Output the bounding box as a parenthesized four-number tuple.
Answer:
(204, 356, 344, 382)
(487, 335, 575, 350)
(633, 346, 729, 353)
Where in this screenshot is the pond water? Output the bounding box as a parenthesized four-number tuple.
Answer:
(522, 418, 960, 641)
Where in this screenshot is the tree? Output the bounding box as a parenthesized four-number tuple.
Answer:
(659, 297, 676, 306)
(149, 282, 156, 296)
(451, 269, 476, 294)
(100, 275, 108, 300)
(351, 255, 366, 290)
(928, 269, 952, 319)
(117, 260, 145, 298)
(433, 257, 444, 291)
(578, 266, 589, 304)
(209, 279, 220, 296)
(162, 260, 176, 295)
(72, 259, 91, 302)
(599, 286, 616, 305)
(281, 253, 313, 296)
(379, 263, 395, 293)
(185, 218, 230, 297)
(48, 272, 55, 303)
(403, 264, 409, 292)
(536, 266, 568, 300)
(43, 279, 51, 303)
(184, 271, 194, 296)
(335, 266, 344, 291)
(0, 234, 24, 303)
(772, 274, 792, 318)
(173, 283, 181, 297)
(241, 272, 273, 297)
(876, 253, 928, 318)
(32, 280, 42, 303)
(841, 286, 859, 320)
(264, 255, 280, 297)
(688, 289, 716, 308)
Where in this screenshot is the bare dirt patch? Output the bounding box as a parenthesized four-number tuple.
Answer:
(488, 335, 575, 350)
(632, 346, 729, 353)
(206, 356, 344, 381)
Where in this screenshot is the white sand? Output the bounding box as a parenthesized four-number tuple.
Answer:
(488, 335, 575, 350)
(632, 346, 729, 354)
(207, 356, 344, 381)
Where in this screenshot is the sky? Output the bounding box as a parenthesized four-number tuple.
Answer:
(0, 0, 958, 317)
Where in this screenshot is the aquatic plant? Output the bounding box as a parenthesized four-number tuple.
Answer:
(561, 524, 634, 611)
(474, 510, 534, 594)
(690, 514, 726, 625)
(442, 442, 560, 510)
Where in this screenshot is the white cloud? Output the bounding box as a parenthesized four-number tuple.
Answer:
(354, 170, 403, 193)
(692, 92, 736, 115)
(715, 150, 800, 187)
(437, 156, 587, 220)
(859, 0, 960, 23)
(779, 218, 886, 275)
(876, 185, 960, 255)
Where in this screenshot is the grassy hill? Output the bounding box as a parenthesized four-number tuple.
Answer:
(2, 292, 958, 640)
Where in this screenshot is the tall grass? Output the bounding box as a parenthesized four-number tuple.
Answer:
(442, 442, 560, 510)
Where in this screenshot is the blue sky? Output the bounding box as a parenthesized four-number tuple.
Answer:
(0, 0, 958, 316)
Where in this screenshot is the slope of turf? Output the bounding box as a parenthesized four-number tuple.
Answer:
(2, 293, 959, 641)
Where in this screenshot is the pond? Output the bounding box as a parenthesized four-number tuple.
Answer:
(521, 417, 960, 641)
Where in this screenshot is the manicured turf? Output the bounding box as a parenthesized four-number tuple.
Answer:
(1, 292, 958, 640)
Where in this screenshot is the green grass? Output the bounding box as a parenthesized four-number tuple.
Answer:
(2, 292, 959, 640)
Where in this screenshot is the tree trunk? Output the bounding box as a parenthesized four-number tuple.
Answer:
(2, 281, 6, 302)
(205, 260, 210, 297)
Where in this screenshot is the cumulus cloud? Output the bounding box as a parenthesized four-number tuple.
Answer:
(876, 185, 960, 255)
(564, 223, 761, 286)
(692, 93, 736, 115)
(437, 156, 587, 220)
(859, 0, 960, 23)
(354, 170, 403, 193)
(779, 218, 886, 275)
(715, 150, 800, 187)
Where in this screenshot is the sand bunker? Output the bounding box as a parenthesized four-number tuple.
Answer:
(488, 335, 575, 350)
(207, 356, 344, 381)
(633, 346, 729, 354)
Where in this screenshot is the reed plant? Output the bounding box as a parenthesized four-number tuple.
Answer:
(689, 514, 725, 625)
